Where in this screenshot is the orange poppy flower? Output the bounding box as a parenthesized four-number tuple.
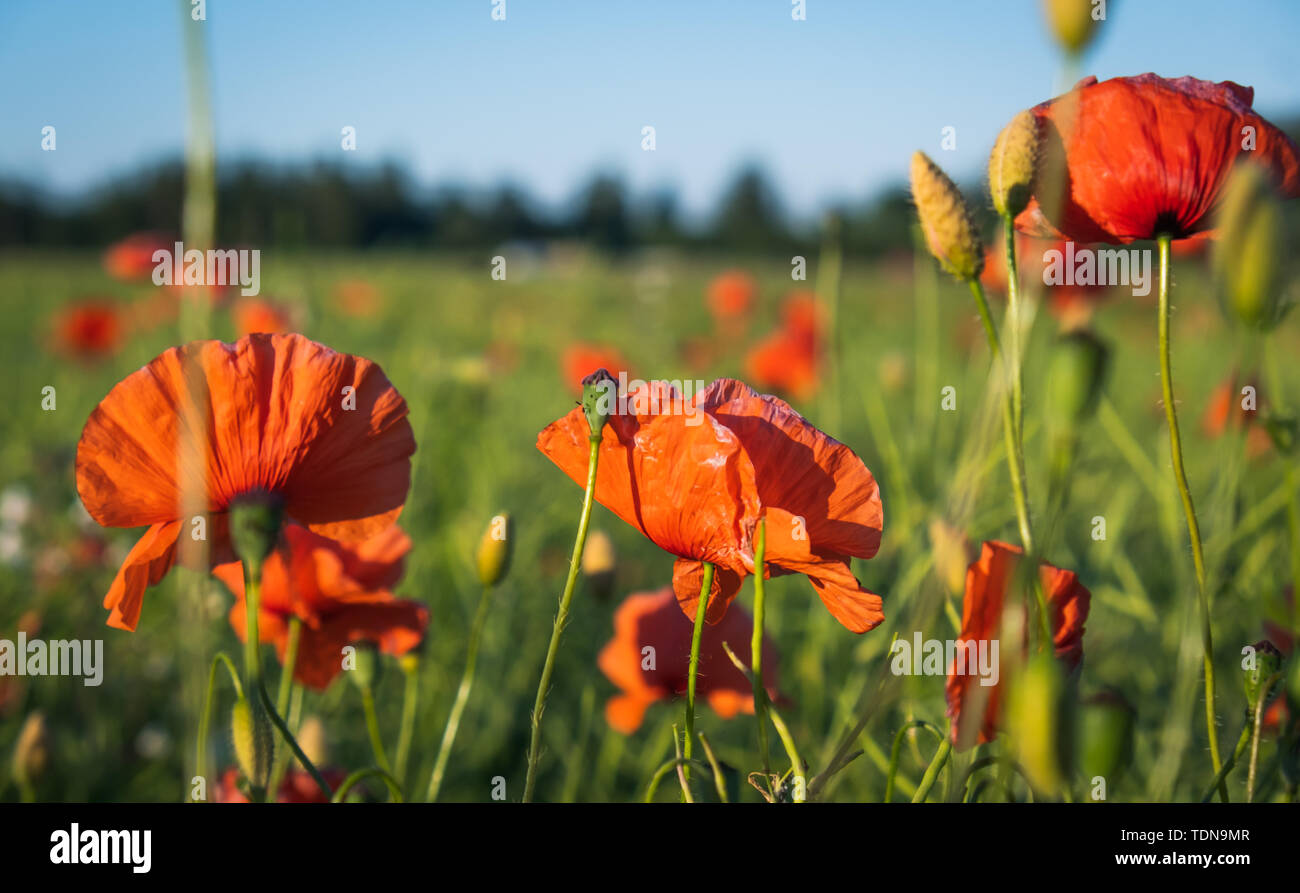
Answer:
(707, 270, 757, 323)
(560, 343, 631, 395)
(215, 524, 427, 690)
(75, 333, 415, 631)
(744, 292, 823, 401)
(334, 279, 384, 318)
(233, 297, 293, 336)
(537, 377, 884, 632)
(1016, 74, 1300, 244)
(945, 541, 1090, 749)
(1202, 374, 1272, 457)
(599, 585, 778, 733)
(103, 233, 169, 282)
(52, 299, 124, 360)
(215, 766, 347, 803)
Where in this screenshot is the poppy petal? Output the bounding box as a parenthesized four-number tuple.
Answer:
(104, 520, 183, 631)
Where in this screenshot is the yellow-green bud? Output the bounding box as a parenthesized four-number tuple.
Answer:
(231, 696, 274, 789)
(476, 512, 513, 588)
(581, 528, 617, 601)
(1042, 0, 1101, 55)
(989, 111, 1040, 218)
(1243, 639, 1283, 709)
(1214, 163, 1288, 331)
(297, 715, 328, 768)
(928, 518, 971, 598)
(348, 642, 381, 691)
(910, 151, 984, 281)
(1006, 651, 1075, 795)
(1077, 690, 1135, 783)
(12, 711, 50, 788)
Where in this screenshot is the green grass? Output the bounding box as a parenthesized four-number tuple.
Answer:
(1, 245, 1297, 802)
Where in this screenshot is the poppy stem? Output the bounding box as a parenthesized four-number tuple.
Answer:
(885, 719, 944, 803)
(395, 656, 420, 789)
(523, 433, 602, 802)
(331, 768, 404, 803)
(682, 561, 715, 797)
(194, 652, 241, 802)
(267, 616, 301, 793)
(968, 278, 1049, 646)
(242, 563, 333, 800)
(750, 518, 774, 796)
(911, 737, 952, 803)
(360, 684, 391, 776)
(1156, 234, 1224, 797)
(427, 583, 494, 802)
(1002, 215, 1025, 442)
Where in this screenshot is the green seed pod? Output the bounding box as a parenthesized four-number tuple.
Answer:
(476, 512, 514, 588)
(581, 368, 616, 436)
(911, 151, 984, 282)
(231, 696, 274, 789)
(228, 490, 285, 575)
(1214, 163, 1288, 331)
(1042, 0, 1100, 55)
(1243, 639, 1284, 709)
(1077, 690, 1135, 783)
(1006, 651, 1076, 795)
(1044, 329, 1109, 435)
(989, 110, 1040, 218)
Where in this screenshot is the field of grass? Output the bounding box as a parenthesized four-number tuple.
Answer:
(1, 244, 1297, 802)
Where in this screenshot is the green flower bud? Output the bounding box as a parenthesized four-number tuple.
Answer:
(348, 641, 381, 692)
(231, 696, 274, 789)
(1077, 689, 1135, 783)
(1262, 412, 1299, 456)
(989, 110, 1040, 218)
(911, 151, 984, 282)
(581, 368, 616, 436)
(1214, 163, 1288, 332)
(228, 490, 285, 576)
(1007, 651, 1076, 795)
(1042, 0, 1100, 55)
(1243, 639, 1284, 709)
(476, 512, 514, 588)
(1044, 329, 1109, 434)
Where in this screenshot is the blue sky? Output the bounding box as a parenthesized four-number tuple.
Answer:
(3, 0, 1299, 220)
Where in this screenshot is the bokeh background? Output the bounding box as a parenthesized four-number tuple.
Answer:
(2, 0, 1300, 802)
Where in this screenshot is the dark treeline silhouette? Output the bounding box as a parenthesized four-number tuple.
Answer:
(0, 159, 921, 257)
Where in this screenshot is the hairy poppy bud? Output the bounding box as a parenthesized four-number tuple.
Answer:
(582, 368, 617, 436)
(1077, 689, 1135, 783)
(928, 518, 972, 598)
(228, 490, 285, 575)
(1006, 651, 1075, 794)
(911, 152, 984, 281)
(989, 111, 1040, 218)
(1244, 639, 1284, 708)
(12, 711, 50, 789)
(1045, 329, 1109, 435)
(1214, 163, 1288, 331)
(1042, 0, 1100, 55)
(581, 529, 617, 600)
(476, 512, 513, 588)
(348, 641, 381, 692)
(297, 715, 328, 767)
(231, 696, 274, 789)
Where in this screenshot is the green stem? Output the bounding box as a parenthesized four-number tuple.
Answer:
(885, 720, 944, 803)
(1287, 465, 1300, 639)
(194, 652, 242, 802)
(331, 768, 404, 803)
(1002, 216, 1025, 442)
(267, 617, 301, 793)
(682, 562, 715, 795)
(1156, 234, 1223, 797)
(1200, 721, 1252, 802)
(361, 686, 391, 775)
(751, 518, 773, 795)
(643, 758, 702, 803)
(427, 584, 494, 802)
(911, 737, 952, 803)
(523, 433, 601, 802)
(696, 732, 729, 803)
(395, 658, 420, 788)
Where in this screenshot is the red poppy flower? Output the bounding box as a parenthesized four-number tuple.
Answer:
(707, 270, 757, 323)
(52, 300, 124, 360)
(744, 293, 823, 401)
(537, 377, 884, 632)
(215, 766, 347, 803)
(598, 585, 778, 733)
(1016, 74, 1300, 244)
(560, 343, 631, 396)
(75, 333, 415, 631)
(103, 233, 170, 282)
(233, 297, 293, 336)
(215, 524, 427, 690)
(945, 541, 1090, 749)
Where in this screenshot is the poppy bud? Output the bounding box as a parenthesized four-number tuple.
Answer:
(231, 696, 274, 789)
(398, 651, 421, 676)
(348, 642, 381, 691)
(1042, 0, 1100, 55)
(1006, 651, 1075, 795)
(297, 715, 328, 767)
(1244, 639, 1284, 708)
(911, 152, 984, 282)
(228, 490, 285, 575)
(1214, 163, 1288, 331)
(1286, 650, 1300, 720)
(581, 368, 617, 436)
(582, 529, 617, 600)
(928, 518, 972, 598)
(989, 110, 1040, 218)
(12, 711, 50, 788)
(1077, 690, 1135, 783)
(1044, 329, 1109, 435)
(476, 512, 513, 588)
(1262, 412, 1298, 456)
